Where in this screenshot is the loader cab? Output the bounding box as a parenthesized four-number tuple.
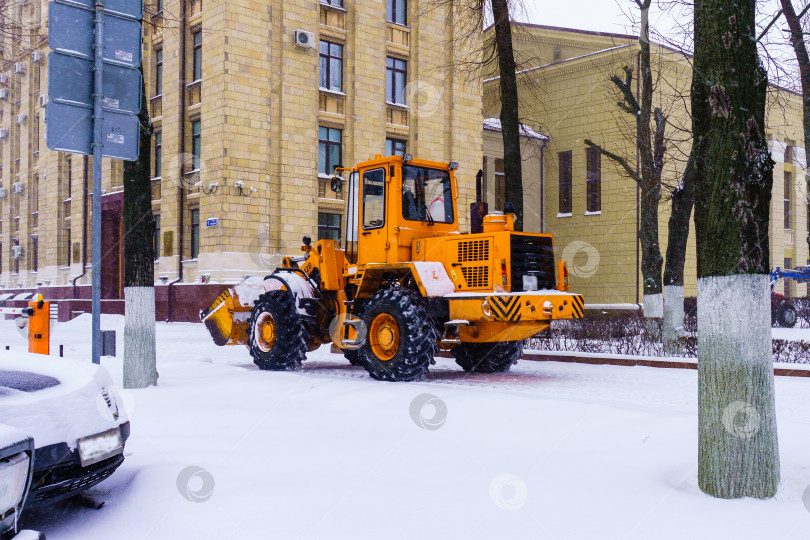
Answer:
(338, 155, 459, 265)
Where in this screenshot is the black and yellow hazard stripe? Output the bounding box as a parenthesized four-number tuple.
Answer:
(489, 295, 522, 322)
(571, 294, 584, 318)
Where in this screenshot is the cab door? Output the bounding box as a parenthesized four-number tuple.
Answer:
(357, 166, 389, 265)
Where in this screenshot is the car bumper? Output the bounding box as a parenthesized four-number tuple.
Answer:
(27, 421, 129, 506)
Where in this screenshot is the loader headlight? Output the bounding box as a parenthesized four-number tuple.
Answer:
(0, 452, 30, 516)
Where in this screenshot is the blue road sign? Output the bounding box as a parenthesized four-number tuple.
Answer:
(46, 101, 141, 161)
(206, 218, 219, 227)
(49, 2, 142, 68)
(60, 0, 143, 19)
(49, 52, 142, 114)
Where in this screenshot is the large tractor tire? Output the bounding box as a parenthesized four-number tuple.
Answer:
(777, 301, 798, 328)
(452, 340, 524, 373)
(344, 349, 362, 366)
(357, 287, 437, 382)
(248, 291, 308, 371)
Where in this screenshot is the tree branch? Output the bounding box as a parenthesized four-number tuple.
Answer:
(585, 139, 640, 184)
(610, 67, 641, 116)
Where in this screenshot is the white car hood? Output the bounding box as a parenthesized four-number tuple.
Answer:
(0, 352, 125, 450)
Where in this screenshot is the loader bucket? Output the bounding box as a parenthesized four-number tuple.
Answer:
(200, 288, 250, 346)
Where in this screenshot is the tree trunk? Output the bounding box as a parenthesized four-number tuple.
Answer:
(780, 0, 810, 251)
(491, 0, 523, 230)
(693, 0, 778, 498)
(123, 75, 158, 389)
(663, 155, 695, 354)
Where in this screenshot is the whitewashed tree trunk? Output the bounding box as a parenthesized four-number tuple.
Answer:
(663, 285, 685, 355)
(643, 292, 663, 342)
(697, 274, 779, 498)
(124, 287, 158, 389)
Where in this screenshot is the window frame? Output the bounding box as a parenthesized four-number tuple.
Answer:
(361, 167, 386, 230)
(154, 48, 163, 96)
(319, 40, 343, 92)
(318, 212, 342, 241)
(192, 31, 202, 82)
(320, 0, 343, 7)
(153, 214, 161, 261)
(154, 131, 162, 178)
(386, 57, 407, 105)
(387, 0, 407, 25)
(190, 209, 200, 259)
(191, 121, 201, 171)
(585, 147, 601, 213)
(558, 150, 572, 215)
(318, 126, 342, 176)
(386, 138, 406, 157)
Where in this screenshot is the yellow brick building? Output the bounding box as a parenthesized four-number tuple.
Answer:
(483, 24, 808, 305)
(0, 0, 482, 314)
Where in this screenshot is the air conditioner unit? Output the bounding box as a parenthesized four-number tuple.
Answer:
(0, 89, 8, 100)
(16, 114, 26, 124)
(31, 51, 43, 63)
(0, 74, 8, 84)
(0, 129, 8, 140)
(13, 63, 25, 75)
(11, 182, 24, 194)
(293, 30, 315, 49)
(38, 94, 48, 107)
(0, 188, 6, 199)
(11, 246, 23, 259)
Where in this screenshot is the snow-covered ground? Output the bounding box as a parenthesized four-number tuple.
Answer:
(2, 315, 808, 539)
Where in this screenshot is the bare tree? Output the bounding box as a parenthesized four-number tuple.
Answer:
(585, 0, 666, 321)
(693, 0, 779, 499)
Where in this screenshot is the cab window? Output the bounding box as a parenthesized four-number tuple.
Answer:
(402, 166, 454, 223)
(362, 168, 385, 229)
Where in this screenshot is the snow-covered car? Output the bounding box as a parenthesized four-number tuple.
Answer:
(0, 352, 129, 506)
(0, 424, 44, 539)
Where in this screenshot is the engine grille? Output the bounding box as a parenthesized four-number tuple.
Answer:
(461, 266, 489, 288)
(511, 235, 555, 291)
(458, 239, 490, 262)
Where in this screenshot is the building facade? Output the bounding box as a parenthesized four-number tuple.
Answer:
(0, 0, 483, 317)
(483, 24, 808, 305)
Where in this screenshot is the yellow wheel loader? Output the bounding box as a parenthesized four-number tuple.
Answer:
(201, 154, 584, 381)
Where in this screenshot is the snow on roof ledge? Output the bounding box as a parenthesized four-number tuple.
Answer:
(483, 118, 548, 141)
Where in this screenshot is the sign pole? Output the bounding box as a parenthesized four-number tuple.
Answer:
(91, 0, 105, 365)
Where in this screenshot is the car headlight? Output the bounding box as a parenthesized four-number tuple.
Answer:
(0, 452, 30, 516)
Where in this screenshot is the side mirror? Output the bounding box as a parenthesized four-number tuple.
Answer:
(331, 177, 342, 193)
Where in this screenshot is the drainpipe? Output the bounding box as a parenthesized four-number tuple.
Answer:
(635, 50, 641, 308)
(167, 0, 188, 322)
(71, 156, 90, 298)
(539, 137, 546, 233)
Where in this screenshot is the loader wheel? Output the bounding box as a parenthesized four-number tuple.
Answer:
(357, 287, 437, 382)
(452, 340, 524, 373)
(777, 302, 798, 328)
(248, 291, 308, 371)
(344, 349, 362, 366)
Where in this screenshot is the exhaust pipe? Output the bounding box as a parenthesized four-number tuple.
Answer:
(470, 169, 488, 234)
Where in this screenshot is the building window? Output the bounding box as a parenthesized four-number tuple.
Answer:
(154, 131, 162, 178)
(559, 151, 572, 214)
(191, 121, 201, 171)
(586, 147, 601, 213)
(386, 138, 406, 157)
(785, 145, 793, 164)
(31, 236, 38, 273)
(153, 214, 160, 260)
(192, 31, 202, 82)
(190, 209, 200, 259)
(387, 0, 406, 25)
(60, 226, 70, 267)
(319, 41, 343, 92)
(318, 212, 342, 241)
(785, 257, 792, 297)
(318, 126, 342, 175)
(320, 0, 343, 6)
(494, 158, 505, 210)
(156, 0, 163, 11)
(66, 155, 72, 196)
(784, 171, 791, 230)
(386, 57, 407, 105)
(155, 48, 163, 96)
